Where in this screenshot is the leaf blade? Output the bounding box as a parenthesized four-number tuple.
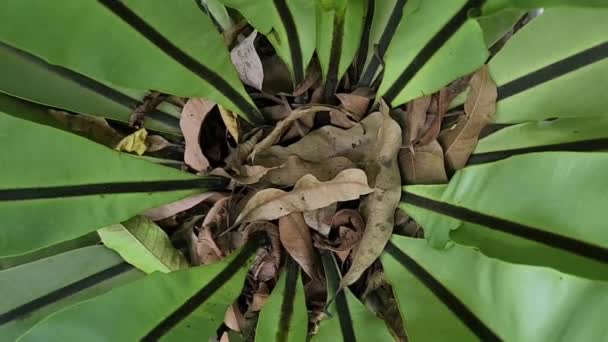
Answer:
(0, 112, 226, 257)
(383, 235, 608, 341)
(0, 0, 262, 122)
(98, 216, 189, 274)
(19, 239, 261, 341)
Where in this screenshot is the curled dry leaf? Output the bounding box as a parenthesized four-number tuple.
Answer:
(279, 212, 322, 280)
(145, 135, 172, 152)
(335, 87, 374, 119)
(230, 30, 264, 91)
(263, 155, 355, 186)
(255, 111, 385, 165)
(402, 95, 431, 146)
(303, 203, 337, 237)
(243, 222, 282, 282)
(191, 226, 224, 265)
(398, 140, 448, 185)
(180, 98, 215, 171)
(49, 110, 123, 147)
(341, 105, 402, 287)
(438, 66, 497, 171)
(329, 109, 359, 129)
(229, 165, 276, 185)
(236, 169, 373, 224)
(226, 129, 264, 170)
(293, 59, 321, 96)
(251, 105, 338, 159)
(250, 282, 271, 312)
(416, 91, 446, 146)
(314, 209, 365, 262)
(143, 192, 226, 221)
(190, 196, 233, 265)
(224, 304, 245, 332)
(114, 128, 148, 155)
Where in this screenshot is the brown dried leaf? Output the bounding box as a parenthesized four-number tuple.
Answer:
(230, 30, 263, 91)
(143, 192, 226, 221)
(244, 222, 281, 282)
(335, 87, 373, 119)
(191, 226, 223, 265)
(293, 60, 321, 96)
(416, 94, 445, 147)
(251, 105, 336, 158)
(263, 155, 355, 186)
(180, 98, 215, 171)
(314, 209, 365, 262)
(231, 165, 275, 185)
(49, 110, 123, 146)
(226, 129, 265, 171)
(438, 66, 497, 171)
(341, 104, 402, 287)
(398, 140, 448, 185)
(329, 109, 358, 129)
(145, 135, 172, 152)
(250, 282, 270, 312)
(255, 111, 385, 165)
(303, 203, 337, 237)
(279, 212, 321, 280)
(403, 96, 431, 146)
(224, 304, 245, 332)
(236, 169, 373, 224)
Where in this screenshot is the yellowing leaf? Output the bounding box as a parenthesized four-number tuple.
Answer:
(219, 105, 240, 143)
(236, 169, 373, 224)
(114, 128, 148, 155)
(98, 216, 189, 274)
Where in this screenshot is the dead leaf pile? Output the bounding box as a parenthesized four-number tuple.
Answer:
(98, 25, 499, 339)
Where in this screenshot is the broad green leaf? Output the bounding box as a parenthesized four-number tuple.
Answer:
(0, 246, 143, 341)
(401, 152, 608, 280)
(98, 216, 189, 274)
(255, 257, 307, 342)
(0, 42, 182, 134)
(483, 0, 608, 16)
(313, 252, 393, 342)
(356, 0, 407, 86)
(0, 92, 63, 130)
(0, 233, 99, 271)
(469, 116, 608, 164)
(477, 9, 524, 47)
(383, 235, 608, 341)
(218, 0, 316, 85)
(201, 0, 234, 32)
(19, 239, 260, 341)
(316, 0, 366, 95)
(378, 0, 488, 107)
(0, 112, 227, 257)
(488, 7, 608, 123)
(0, 0, 262, 123)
